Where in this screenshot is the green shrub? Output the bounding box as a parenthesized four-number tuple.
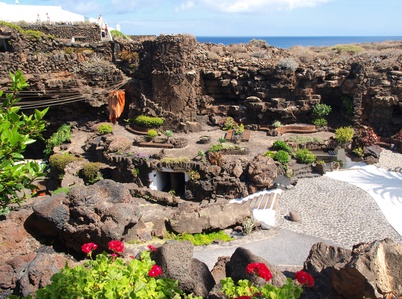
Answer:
(272, 120, 283, 128)
(29, 243, 199, 299)
(335, 126, 354, 143)
(341, 96, 353, 116)
(164, 130, 173, 138)
(295, 149, 316, 164)
(81, 162, 103, 184)
(272, 140, 293, 153)
(222, 116, 244, 134)
(44, 124, 71, 157)
(274, 150, 290, 164)
(52, 187, 71, 195)
(312, 118, 328, 128)
(312, 103, 332, 119)
(0, 71, 48, 214)
(330, 44, 365, 54)
(352, 147, 364, 157)
(97, 123, 113, 135)
(133, 115, 164, 128)
(166, 230, 233, 246)
(147, 129, 158, 140)
(188, 170, 201, 181)
(49, 154, 81, 174)
(264, 151, 275, 158)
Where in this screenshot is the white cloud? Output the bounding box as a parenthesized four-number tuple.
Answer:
(199, 0, 330, 13)
(175, 1, 196, 12)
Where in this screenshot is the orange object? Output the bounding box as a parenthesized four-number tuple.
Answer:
(108, 90, 126, 124)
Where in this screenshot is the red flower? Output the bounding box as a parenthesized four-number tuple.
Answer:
(295, 270, 314, 287)
(246, 262, 272, 281)
(108, 240, 124, 253)
(148, 265, 162, 277)
(81, 242, 98, 255)
(147, 244, 158, 252)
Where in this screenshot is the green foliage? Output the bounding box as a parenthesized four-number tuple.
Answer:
(81, 162, 103, 184)
(197, 150, 205, 157)
(132, 115, 164, 128)
(335, 126, 354, 143)
(97, 123, 113, 135)
(33, 250, 197, 299)
(341, 96, 354, 116)
(272, 140, 293, 153)
(164, 130, 173, 138)
(132, 168, 140, 177)
(312, 103, 332, 119)
(0, 21, 49, 40)
(330, 44, 365, 54)
(222, 116, 244, 134)
(312, 117, 328, 128)
(110, 29, 130, 40)
(166, 230, 233, 246)
(49, 154, 81, 175)
(352, 147, 364, 157)
(218, 137, 226, 143)
(221, 277, 303, 299)
(0, 71, 48, 214)
(160, 157, 191, 165)
(188, 170, 201, 181)
(295, 149, 316, 164)
(242, 217, 256, 235)
(52, 187, 71, 195)
(147, 129, 158, 140)
(287, 135, 323, 145)
(263, 151, 275, 158)
(44, 124, 71, 157)
(272, 120, 283, 128)
(274, 150, 290, 164)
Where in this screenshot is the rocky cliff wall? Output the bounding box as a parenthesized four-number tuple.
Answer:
(0, 24, 401, 136)
(125, 34, 402, 136)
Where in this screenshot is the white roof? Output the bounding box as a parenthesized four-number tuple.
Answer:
(0, 2, 85, 23)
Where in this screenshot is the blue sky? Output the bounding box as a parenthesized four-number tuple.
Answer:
(8, 0, 402, 36)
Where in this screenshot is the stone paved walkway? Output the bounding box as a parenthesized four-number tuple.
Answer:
(276, 176, 402, 248)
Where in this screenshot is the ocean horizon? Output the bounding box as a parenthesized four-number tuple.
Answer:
(195, 36, 402, 49)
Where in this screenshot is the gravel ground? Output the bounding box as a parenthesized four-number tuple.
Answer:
(276, 148, 402, 248)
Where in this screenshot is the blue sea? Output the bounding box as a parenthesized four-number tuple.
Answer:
(195, 36, 402, 49)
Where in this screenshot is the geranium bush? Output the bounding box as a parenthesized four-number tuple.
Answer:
(17, 240, 201, 299)
(221, 262, 314, 299)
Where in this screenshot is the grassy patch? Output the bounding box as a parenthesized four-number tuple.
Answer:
(165, 230, 233, 246)
(330, 44, 365, 54)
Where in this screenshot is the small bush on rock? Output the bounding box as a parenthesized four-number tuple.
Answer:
(295, 149, 316, 164)
(273, 140, 293, 153)
(133, 115, 164, 128)
(335, 126, 354, 144)
(274, 150, 290, 165)
(81, 162, 103, 184)
(147, 129, 158, 140)
(97, 123, 113, 135)
(44, 124, 71, 157)
(49, 154, 81, 176)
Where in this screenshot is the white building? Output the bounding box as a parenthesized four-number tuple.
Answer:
(0, 2, 85, 23)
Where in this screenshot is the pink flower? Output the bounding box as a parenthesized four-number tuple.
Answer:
(295, 270, 314, 287)
(81, 242, 98, 255)
(148, 265, 162, 277)
(108, 240, 124, 253)
(246, 262, 272, 281)
(147, 244, 158, 252)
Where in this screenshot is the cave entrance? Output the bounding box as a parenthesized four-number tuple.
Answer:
(148, 168, 189, 197)
(392, 105, 402, 125)
(0, 36, 12, 52)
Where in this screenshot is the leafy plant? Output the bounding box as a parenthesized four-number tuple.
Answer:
(295, 149, 316, 164)
(263, 151, 275, 159)
(341, 96, 354, 116)
(272, 140, 293, 153)
(188, 170, 201, 181)
(165, 231, 233, 246)
(81, 162, 103, 184)
(49, 153, 81, 178)
(274, 150, 291, 165)
(335, 126, 354, 143)
(312, 118, 328, 128)
(354, 127, 378, 147)
(44, 124, 71, 157)
(52, 187, 71, 195)
(97, 123, 113, 135)
(0, 71, 48, 215)
(221, 262, 314, 299)
(147, 129, 158, 140)
(164, 130, 173, 139)
(29, 241, 200, 299)
(272, 120, 283, 128)
(132, 115, 164, 128)
(218, 137, 226, 143)
(242, 217, 256, 235)
(312, 103, 332, 118)
(222, 116, 244, 134)
(352, 147, 364, 157)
